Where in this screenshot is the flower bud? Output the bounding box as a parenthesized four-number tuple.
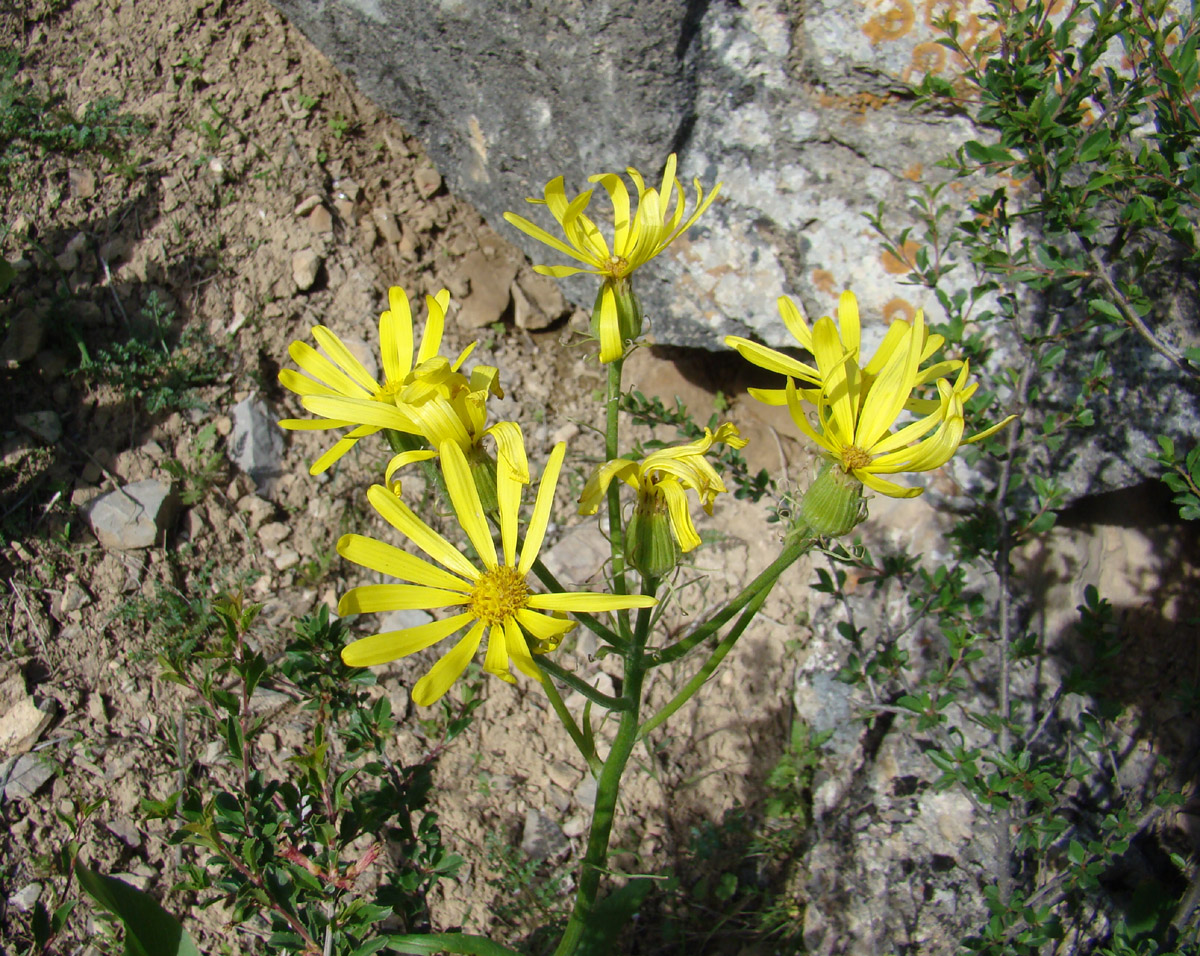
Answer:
(798, 463, 868, 537)
(624, 491, 678, 579)
(593, 276, 643, 346)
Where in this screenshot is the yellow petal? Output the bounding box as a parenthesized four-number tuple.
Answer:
(515, 608, 578, 642)
(380, 287, 412, 383)
(777, 295, 814, 351)
(502, 211, 597, 266)
(411, 621, 486, 706)
(724, 336, 820, 384)
(311, 326, 381, 394)
(577, 457, 639, 517)
(519, 442, 566, 576)
(482, 625, 514, 682)
(338, 584, 467, 615)
(337, 534, 473, 591)
(485, 421, 529, 483)
(341, 612, 474, 668)
(440, 440, 498, 569)
(302, 395, 419, 432)
(659, 479, 702, 552)
(836, 291, 861, 357)
(417, 291, 449, 365)
(528, 592, 657, 612)
(310, 435, 365, 474)
(289, 339, 376, 399)
(367, 484, 480, 581)
(384, 449, 437, 489)
(505, 617, 544, 682)
(858, 469, 923, 498)
(597, 282, 623, 363)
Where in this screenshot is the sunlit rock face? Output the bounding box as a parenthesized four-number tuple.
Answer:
(271, 0, 1198, 499)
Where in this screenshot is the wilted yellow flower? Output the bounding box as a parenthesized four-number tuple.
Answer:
(338, 440, 656, 705)
(503, 154, 721, 362)
(725, 291, 960, 415)
(578, 423, 747, 554)
(784, 309, 1014, 499)
(278, 287, 474, 473)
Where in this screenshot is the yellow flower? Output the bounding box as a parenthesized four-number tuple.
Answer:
(503, 154, 721, 362)
(783, 309, 1014, 498)
(278, 287, 475, 473)
(725, 291, 960, 415)
(578, 423, 747, 552)
(338, 440, 656, 705)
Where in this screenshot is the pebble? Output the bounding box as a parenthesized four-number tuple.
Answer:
(228, 396, 285, 491)
(307, 204, 333, 233)
(7, 882, 42, 913)
(293, 194, 322, 216)
(452, 251, 518, 329)
(105, 818, 142, 848)
(291, 249, 321, 291)
(372, 208, 403, 243)
(84, 480, 180, 550)
(540, 522, 610, 587)
(273, 548, 300, 571)
(257, 521, 291, 546)
(515, 272, 567, 329)
(1, 309, 46, 365)
(333, 177, 360, 202)
(0, 753, 54, 800)
(69, 167, 96, 198)
(413, 166, 442, 198)
(15, 411, 62, 444)
(520, 809, 569, 861)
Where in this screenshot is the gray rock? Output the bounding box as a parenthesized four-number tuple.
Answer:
(14, 411, 62, 444)
(105, 817, 143, 849)
(520, 808, 570, 861)
(376, 608, 434, 632)
(270, 0, 1198, 502)
(1, 308, 46, 365)
(228, 396, 285, 491)
(540, 523, 610, 588)
(84, 480, 180, 550)
(1, 753, 54, 800)
(7, 881, 42, 913)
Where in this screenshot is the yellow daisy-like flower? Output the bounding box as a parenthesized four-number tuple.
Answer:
(784, 309, 1013, 499)
(338, 440, 656, 706)
(278, 287, 475, 473)
(578, 423, 748, 553)
(503, 154, 721, 362)
(725, 291, 960, 415)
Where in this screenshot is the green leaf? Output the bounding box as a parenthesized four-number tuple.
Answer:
(578, 878, 655, 956)
(374, 932, 524, 955)
(1088, 298, 1122, 320)
(75, 862, 202, 956)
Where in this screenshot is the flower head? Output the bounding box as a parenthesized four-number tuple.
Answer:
(725, 291, 960, 414)
(503, 154, 721, 362)
(782, 309, 1014, 499)
(279, 287, 475, 473)
(338, 439, 655, 705)
(578, 423, 748, 557)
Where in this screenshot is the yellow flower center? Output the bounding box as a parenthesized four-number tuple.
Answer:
(373, 378, 405, 402)
(603, 255, 630, 278)
(840, 445, 874, 471)
(468, 566, 530, 626)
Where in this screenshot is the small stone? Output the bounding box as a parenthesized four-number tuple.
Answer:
(520, 809, 569, 861)
(515, 273, 567, 330)
(8, 882, 42, 913)
(0, 675, 54, 756)
(293, 194, 321, 216)
(551, 423, 580, 446)
(292, 249, 321, 291)
(84, 480, 180, 550)
(228, 396, 285, 491)
(372, 208, 403, 243)
(257, 521, 290, 546)
(308, 205, 333, 233)
(1, 753, 54, 800)
(377, 608, 433, 632)
(541, 523, 610, 586)
(452, 251, 518, 329)
(235, 494, 275, 532)
(574, 776, 598, 807)
(562, 814, 588, 839)
(333, 177, 361, 202)
(333, 198, 357, 224)
(87, 693, 109, 725)
(105, 818, 142, 848)
(413, 166, 442, 198)
(59, 582, 91, 614)
(15, 411, 62, 444)
(69, 168, 96, 198)
(98, 237, 128, 263)
(273, 548, 300, 571)
(546, 760, 578, 791)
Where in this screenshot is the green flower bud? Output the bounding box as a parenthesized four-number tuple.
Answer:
(798, 462, 868, 537)
(624, 491, 679, 578)
(592, 275, 643, 345)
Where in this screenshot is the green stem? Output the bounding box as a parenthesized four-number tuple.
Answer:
(541, 672, 601, 774)
(538, 658, 630, 712)
(638, 582, 773, 741)
(651, 533, 811, 666)
(552, 574, 656, 956)
(529, 555, 626, 649)
(604, 359, 632, 640)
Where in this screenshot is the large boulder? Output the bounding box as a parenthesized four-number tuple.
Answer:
(270, 0, 1197, 499)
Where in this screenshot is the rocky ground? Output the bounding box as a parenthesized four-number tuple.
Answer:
(2, 1, 1198, 954)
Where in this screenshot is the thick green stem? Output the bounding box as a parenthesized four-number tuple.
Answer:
(551, 574, 656, 956)
(639, 582, 772, 740)
(651, 533, 811, 666)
